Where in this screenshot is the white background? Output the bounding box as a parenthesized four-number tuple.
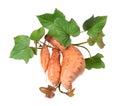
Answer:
(0, 0, 120, 106)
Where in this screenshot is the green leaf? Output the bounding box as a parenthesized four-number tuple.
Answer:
(54, 18, 69, 33)
(49, 18, 80, 46)
(47, 18, 69, 47)
(30, 27, 45, 41)
(68, 18, 80, 36)
(30, 47, 37, 55)
(53, 18, 80, 37)
(83, 15, 107, 36)
(53, 8, 65, 19)
(37, 9, 80, 47)
(48, 26, 71, 47)
(83, 15, 107, 48)
(83, 15, 95, 31)
(85, 53, 105, 70)
(37, 13, 54, 29)
(88, 16, 107, 37)
(37, 8, 65, 29)
(10, 35, 34, 63)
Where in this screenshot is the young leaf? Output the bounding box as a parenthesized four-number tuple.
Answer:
(85, 53, 105, 70)
(96, 34, 105, 48)
(10, 35, 34, 63)
(30, 27, 45, 41)
(87, 33, 105, 48)
(87, 36, 97, 46)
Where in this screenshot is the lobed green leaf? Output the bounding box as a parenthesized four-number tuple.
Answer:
(30, 27, 45, 41)
(83, 15, 107, 48)
(85, 53, 105, 70)
(37, 8, 80, 47)
(10, 35, 34, 63)
(83, 15, 107, 36)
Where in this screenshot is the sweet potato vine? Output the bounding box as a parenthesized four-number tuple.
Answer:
(10, 8, 107, 98)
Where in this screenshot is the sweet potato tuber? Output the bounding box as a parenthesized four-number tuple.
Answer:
(40, 43, 50, 72)
(44, 35, 85, 90)
(47, 48, 61, 86)
(45, 35, 65, 52)
(60, 45, 85, 90)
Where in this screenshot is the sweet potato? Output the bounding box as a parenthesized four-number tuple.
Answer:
(45, 35, 65, 52)
(60, 45, 85, 90)
(47, 48, 61, 86)
(40, 43, 50, 72)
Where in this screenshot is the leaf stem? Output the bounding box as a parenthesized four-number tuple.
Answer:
(39, 40, 44, 45)
(77, 45, 92, 58)
(37, 47, 42, 49)
(73, 41, 88, 46)
(39, 40, 53, 48)
(34, 40, 38, 55)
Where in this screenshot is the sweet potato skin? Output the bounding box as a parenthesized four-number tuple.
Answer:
(40, 43, 50, 72)
(47, 48, 61, 86)
(45, 35, 65, 52)
(60, 45, 85, 90)
(44, 35, 85, 90)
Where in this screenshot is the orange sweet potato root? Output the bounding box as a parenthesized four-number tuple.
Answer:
(60, 45, 85, 90)
(47, 48, 61, 86)
(45, 35, 65, 52)
(40, 43, 50, 72)
(42, 35, 85, 92)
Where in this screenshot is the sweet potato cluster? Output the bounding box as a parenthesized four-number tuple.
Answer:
(40, 35, 85, 98)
